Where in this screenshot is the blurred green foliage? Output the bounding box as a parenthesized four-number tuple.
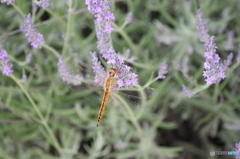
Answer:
(0, 0, 240, 158)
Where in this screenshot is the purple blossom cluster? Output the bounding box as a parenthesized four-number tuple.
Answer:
(182, 85, 194, 98)
(90, 49, 138, 88)
(85, 0, 138, 88)
(106, 48, 138, 88)
(90, 52, 107, 85)
(203, 36, 225, 84)
(225, 31, 234, 51)
(0, 0, 15, 5)
(158, 61, 168, 79)
(196, 9, 209, 43)
(21, 14, 45, 49)
(38, 0, 49, 10)
(0, 43, 13, 76)
(125, 12, 133, 24)
(85, 0, 115, 59)
(222, 52, 233, 71)
(57, 56, 83, 85)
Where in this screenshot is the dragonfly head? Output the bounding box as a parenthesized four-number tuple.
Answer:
(108, 68, 118, 77)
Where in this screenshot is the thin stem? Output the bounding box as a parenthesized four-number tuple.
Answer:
(12, 3, 25, 17)
(143, 73, 158, 89)
(42, 44, 60, 57)
(10, 74, 62, 154)
(112, 23, 137, 54)
(62, 1, 73, 56)
(115, 93, 143, 137)
(213, 82, 219, 103)
(119, 21, 128, 30)
(193, 84, 211, 94)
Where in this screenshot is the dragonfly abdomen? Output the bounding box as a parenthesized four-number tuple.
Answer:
(96, 68, 117, 127)
(97, 90, 110, 127)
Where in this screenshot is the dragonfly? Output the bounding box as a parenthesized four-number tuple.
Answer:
(59, 57, 156, 127)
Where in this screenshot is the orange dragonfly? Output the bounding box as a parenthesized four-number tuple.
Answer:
(58, 56, 156, 127)
(97, 68, 117, 127)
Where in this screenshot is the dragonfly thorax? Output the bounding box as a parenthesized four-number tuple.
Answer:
(108, 68, 118, 77)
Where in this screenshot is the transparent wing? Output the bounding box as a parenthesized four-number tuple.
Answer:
(58, 58, 103, 91)
(115, 87, 158, 104)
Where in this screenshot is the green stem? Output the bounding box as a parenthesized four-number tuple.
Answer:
(10, 74, 62, 154)
(119, 21, 128, 30)
(115, 94, 143, 137)
(144, 76, 159, 89)
(213, 83, 219, 103)
(193, 84, 211, 94)
(134, 85, 149, 119)
(112, 23, 137, 54)
(62, 2, 73, 56)
(42, 44, 60, 57)
(12, 3, 25, 17)
(158, 1, 178, 27)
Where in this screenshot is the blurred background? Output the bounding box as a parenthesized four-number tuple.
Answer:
(0, 0, 240, 158)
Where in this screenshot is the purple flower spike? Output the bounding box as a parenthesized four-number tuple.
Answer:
(0, 43, 13, 76)
(0, 49, 8, 59)
(225, 31, 234, 51)
(125, 12, 133, 24)
(203, 36, 225, 84)
(38, 0, 49, 10)
(107, 48, 138, 88)
(222, 52, 233, 71)
(23, 53, 32, 65)
(57, 56, 83, 85)
(196, 9, 209, 43)
(182, 85, 194, 98)
(85, 0, 115, 59)
(21, 14, 45, 49)
(1, 0, 15, 5)
(90, 50, 138, 88)
(90, 52, 107, 85)
(158, 61, 168, 79)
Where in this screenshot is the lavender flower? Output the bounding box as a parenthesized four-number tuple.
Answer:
(1, 0, 15, 5)
(86, 0, 138, 88)
(235, 142, 240, 159)
(125, 12, 133, 24)
(85, 0, 115, 59)
(90, 50, 138, 88)
(196, 9, 209, 43)
(158, 61, 168, 79)
(203, 36, 225, 84)
(22, 74, 28, 83)
(21, 14, 45, 49)
(23, 53, 32, 65)
(182, 85, 194, 98)
(222, 52, 233, 71)
(90, 52, 107, 85)
(0, 43, 13, 76)
(38, 0, 49, 10)
(57, 56, 83, 85)
(225, 31, 234, 51)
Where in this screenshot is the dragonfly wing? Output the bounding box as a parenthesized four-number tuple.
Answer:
(114, 86, 158, 103)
